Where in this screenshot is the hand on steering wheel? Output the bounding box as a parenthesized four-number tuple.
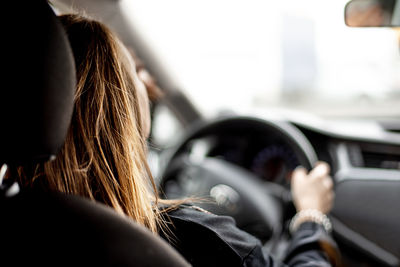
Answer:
(291, 162, 334, 214)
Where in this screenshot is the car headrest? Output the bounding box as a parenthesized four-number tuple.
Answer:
(0, 1, 75, 166)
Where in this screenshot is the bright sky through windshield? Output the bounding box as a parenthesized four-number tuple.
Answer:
(123, 0, 400, 118)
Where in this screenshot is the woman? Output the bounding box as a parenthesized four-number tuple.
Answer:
(18, 14, 337, 266)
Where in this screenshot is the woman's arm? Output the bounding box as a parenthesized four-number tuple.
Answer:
(281, 162, 339, 266)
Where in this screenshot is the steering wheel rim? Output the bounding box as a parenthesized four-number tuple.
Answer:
(162, 116, 317, 172)
(159, 115, 318, 244)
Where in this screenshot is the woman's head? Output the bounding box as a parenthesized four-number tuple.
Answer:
(59, 14, 150, 139)
(18, 14, 160, 232)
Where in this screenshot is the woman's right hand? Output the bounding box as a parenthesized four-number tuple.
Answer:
(291, 162, 334, 214)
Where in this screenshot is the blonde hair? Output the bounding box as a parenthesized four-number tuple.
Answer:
(18, 14, 164, 233)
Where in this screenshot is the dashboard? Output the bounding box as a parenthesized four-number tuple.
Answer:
(160, 114, 400, 267)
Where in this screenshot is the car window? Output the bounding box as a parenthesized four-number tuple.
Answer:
(122, 0, 400, 119)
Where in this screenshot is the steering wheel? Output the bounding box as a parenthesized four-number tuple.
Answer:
(159, 116, 318, 247)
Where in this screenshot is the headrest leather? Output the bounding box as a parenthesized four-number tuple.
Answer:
(0, 1, 76, 165)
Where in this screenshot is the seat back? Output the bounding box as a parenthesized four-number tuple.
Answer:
(0, 1, 189, 266)
(1, 189, 189, 266)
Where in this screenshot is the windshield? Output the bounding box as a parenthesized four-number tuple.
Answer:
(123, 0, 400, 119)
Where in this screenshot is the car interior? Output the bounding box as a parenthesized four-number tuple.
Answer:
(4, 0, 400, 266)
(0, 2, 189, 266)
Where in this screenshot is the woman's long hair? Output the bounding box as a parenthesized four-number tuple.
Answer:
(18, 14, 165, 233)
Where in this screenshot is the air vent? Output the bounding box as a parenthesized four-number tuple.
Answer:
(346, 143, 400, 170)
(362, 151, 400, 170)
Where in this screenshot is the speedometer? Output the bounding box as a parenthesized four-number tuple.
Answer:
(251, 144, 299, 184)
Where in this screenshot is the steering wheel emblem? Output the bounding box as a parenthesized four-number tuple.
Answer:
(210, 184, 240, 212)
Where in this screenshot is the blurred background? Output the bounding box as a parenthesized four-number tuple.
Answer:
(121, 0, 400, 118)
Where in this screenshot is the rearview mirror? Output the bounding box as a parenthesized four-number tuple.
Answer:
(345, 0, 400, 27)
